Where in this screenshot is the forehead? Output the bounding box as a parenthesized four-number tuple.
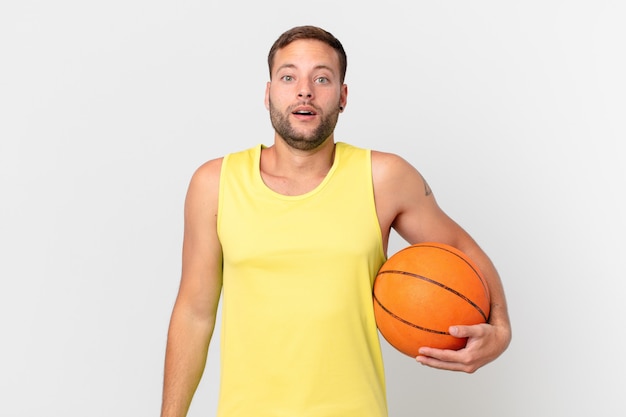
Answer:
(273, 39, 340, 74)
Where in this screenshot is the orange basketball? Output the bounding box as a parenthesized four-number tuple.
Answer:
(373, 242, 490, 357)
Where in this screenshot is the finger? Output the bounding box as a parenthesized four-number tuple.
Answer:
(417, 346, 460, 362)
(449, 325, 470, 338)
(450, 323, 488, 339)
(415, 354, 469, 372)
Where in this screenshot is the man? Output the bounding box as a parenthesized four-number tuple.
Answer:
(160, 25, 511, 417)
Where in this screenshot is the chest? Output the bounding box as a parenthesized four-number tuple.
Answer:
(259, 172, 327, 196)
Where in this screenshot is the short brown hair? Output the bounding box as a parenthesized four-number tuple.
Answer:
(267, 25, 347, 83)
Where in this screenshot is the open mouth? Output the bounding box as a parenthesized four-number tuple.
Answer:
(292, 106, 317, 116)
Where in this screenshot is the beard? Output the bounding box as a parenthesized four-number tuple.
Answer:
(268, 99, 340, 151)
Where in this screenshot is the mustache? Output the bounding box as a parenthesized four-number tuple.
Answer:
(286, 102, 343, 113)
(289, 101, 318, 111)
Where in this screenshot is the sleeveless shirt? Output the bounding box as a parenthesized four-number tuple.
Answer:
(216, 142, 388, 417)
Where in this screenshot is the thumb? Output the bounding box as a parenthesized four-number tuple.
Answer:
(449, 325, 470, 338)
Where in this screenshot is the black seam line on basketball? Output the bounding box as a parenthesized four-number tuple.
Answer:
(378, 269, 488, 322)
(398, 244, 490, 303)
(373, 294, 448, 335)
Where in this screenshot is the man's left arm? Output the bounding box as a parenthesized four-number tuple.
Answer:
(374, 151, 512, 372)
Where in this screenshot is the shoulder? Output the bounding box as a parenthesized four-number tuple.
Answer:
(184, 157, 224, 213)
(371, 149, 408, 165)
(371, 150, 424, 185)
(191, 157, 224, 188)
(371, 149, 433, 213)
(186, 145, 258, 197)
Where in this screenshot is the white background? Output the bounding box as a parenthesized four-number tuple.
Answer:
(1, 1, 624, 416)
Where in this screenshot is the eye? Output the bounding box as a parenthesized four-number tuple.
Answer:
(315, 76, 329, 84)
(281, 75, 294, 82)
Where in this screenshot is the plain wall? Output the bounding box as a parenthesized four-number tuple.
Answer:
(1, 1, 624, 416)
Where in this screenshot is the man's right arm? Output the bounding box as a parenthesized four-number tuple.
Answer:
(160, 158, 224, 417)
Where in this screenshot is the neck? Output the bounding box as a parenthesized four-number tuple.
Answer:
(266, 136, 336, 177)
(259, 138, 337, 196)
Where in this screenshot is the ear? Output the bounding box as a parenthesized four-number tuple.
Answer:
(339, 83, 348, 112)
(264, 81, 271, 110)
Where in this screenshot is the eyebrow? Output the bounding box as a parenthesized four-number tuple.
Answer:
(275, 63, 336, 76)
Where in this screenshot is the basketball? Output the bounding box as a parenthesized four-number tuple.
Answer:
(373, 242, 490, 357)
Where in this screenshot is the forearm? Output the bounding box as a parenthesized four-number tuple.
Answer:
(465, 245, 512, 347)
(160, 306, 216, 417)
(478, 258, 509, 328)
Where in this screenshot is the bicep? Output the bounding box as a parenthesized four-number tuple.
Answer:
(387, 159, 508, 318)
(393, 191, 474, 249)
(176, 160, 223, 319)
(375, 153, 475, 250)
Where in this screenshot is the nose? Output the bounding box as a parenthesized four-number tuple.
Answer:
(297, 80, 313, 100)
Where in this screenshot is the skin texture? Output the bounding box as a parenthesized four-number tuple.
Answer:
(160, 36, 512, 417)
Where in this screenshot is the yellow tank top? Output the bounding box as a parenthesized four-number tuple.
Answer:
(217, 142, 388, 417)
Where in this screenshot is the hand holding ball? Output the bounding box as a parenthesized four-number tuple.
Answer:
(373, 242, 490, 357)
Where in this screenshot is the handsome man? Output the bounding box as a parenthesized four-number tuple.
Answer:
(160, 25, 511, 417)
